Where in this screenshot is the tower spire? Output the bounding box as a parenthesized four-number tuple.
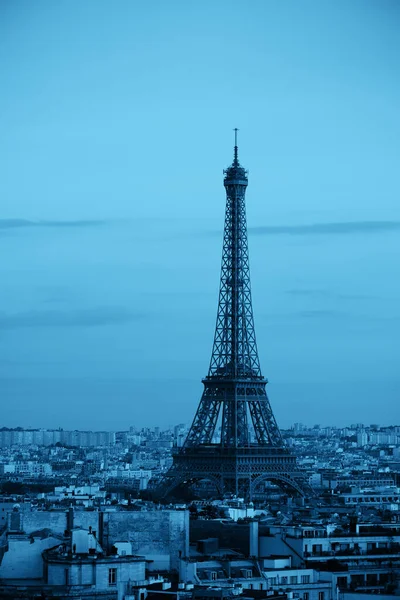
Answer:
(233, 127, 239, 164)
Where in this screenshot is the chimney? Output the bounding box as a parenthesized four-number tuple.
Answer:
(249, 521, 259, 557)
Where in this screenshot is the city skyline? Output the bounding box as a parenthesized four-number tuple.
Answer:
(1, 1, 400, 429)
(1, 420, 399, 434)
(1, 3, 400, 599)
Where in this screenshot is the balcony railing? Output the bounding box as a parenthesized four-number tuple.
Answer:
(287, 530, 400, 540)
(305, 546, 400, 558)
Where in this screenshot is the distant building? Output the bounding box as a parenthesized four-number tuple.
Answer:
(342, 487, 400, 510)
(0, 428, 116, 448)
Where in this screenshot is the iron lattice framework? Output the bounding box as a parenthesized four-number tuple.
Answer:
(157, 133, 311, 500)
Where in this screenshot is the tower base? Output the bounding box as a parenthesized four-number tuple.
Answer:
(156, 445, 312, 501)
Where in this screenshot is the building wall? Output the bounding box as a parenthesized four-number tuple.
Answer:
(342, 593, 396, 600)
(179, 559, 197, 582)
(281, 535, 307, 564)
(95, 561, 145, 590)
(281, 583, 332, 600)
(104, 510, 189, 571)
(73, 510, 99, 533)
(190, 520, 252, 556)
(82, 562, 96, 585)
(48, 561, 96, 585)
(6, 507, 188, 573)
(0, 535, 60, 579)
(47, 559, 145, 589)
(302, 534, 400, 555)
(262, 568, 318, 585)
(0, 501, 21, 530)
(259, 534, 303, 568)
(323, 569, 395, 591)
(21, 507, 100, 535)
(21, 509, 68, 535)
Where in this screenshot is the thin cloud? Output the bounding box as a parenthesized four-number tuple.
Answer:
(0, 219, 106, 229)
(285, 289, 334, 298)
(0, 307, 140, 330)
(292, 309, 400, 321)
(249, 221, 400, 236)
(295, 309, 345, 319)
(258, 309, 346, 322)
(285, 289, 374, 301)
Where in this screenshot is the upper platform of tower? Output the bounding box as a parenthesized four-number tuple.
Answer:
(224, 130, 248, 187)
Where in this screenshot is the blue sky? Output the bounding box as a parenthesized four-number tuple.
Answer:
(1, 0, 400, 429)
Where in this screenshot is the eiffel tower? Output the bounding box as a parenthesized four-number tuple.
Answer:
(158, 131, 311, 500)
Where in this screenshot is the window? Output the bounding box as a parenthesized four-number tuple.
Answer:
(301, 576, 310, 584)
(337, 577, 347, 589)
(290, 576, 298, 585)
(211, 572, 217, 581)
(304, 530, 313, 538)
(319, 593, 325, 600)
(281, 577, 288, 585)
(304, 593, 309, 600)
(109, 568, 117, 586)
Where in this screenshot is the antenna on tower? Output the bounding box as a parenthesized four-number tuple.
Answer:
(233, 128, 239, 163)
